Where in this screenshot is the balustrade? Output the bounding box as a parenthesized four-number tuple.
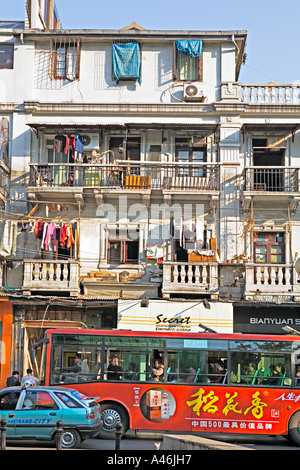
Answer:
(23, 259, 79, 295)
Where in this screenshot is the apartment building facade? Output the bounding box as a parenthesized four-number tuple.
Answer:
(1, 0, 300, 383)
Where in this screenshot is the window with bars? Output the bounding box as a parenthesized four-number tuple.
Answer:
(50, 39, 81, 81)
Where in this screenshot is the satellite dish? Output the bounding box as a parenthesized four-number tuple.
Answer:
(295, 258, 300, 275)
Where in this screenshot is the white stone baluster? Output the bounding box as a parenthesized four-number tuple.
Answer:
(271, 86, 276, 103)
(257, 86, 262, 103)
(62, 263, 68, 282)
(41, 263, 46, 281)
(202, 266, 208, 285)
(270, 266, 276, 285)
(187, 265, 193, 284)
(48, 263, 54, 281)
(285, 87, 290, 104)
(291, 86, 297, 104)
(250, 86, 255, 103)
(194, 265, 200, 284)
(173, 264, 179, 284)
(277, 267, 283, 285)
(256, 266, 262, 285)
(278, 86, 283, 104)
(264, 87, 269, 104)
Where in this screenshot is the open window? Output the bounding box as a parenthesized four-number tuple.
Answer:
(108, 229, 139, 264)
(173, 40, 203, 81)
(252, 138, 285, 191)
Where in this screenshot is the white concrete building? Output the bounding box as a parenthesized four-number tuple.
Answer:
(1, 0, 300, 377)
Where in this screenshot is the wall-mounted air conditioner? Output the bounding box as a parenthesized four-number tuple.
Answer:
(82, 134, 99, 149)
(183, 82, 206, 102)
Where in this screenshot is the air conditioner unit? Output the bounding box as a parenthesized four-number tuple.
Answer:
(184, 82, 205, 102)
(82, 134, 99, 150)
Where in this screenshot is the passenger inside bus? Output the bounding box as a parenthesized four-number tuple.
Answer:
(210, 360, 227, 383)
(107, 356, 123, 380)
(152, 358, 164, 382)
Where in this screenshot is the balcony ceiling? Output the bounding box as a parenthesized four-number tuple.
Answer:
(27, 122, 219, 134)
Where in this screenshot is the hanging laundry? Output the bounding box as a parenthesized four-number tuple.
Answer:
(53, 135, 67, 153)
(64, 135, 76, 159)
(34, 220, 45, 240)
(65, 224, 75, 248)
(45, 204, 49, 217)
(59, 223, 75, 249)
(44, 223, 57, 251)
(74, 134, 84, 154)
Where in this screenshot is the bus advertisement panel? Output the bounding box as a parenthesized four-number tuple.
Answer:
(34, 328, 300, 445)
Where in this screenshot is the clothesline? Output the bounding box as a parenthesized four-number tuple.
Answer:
(34, 220, 75, 252)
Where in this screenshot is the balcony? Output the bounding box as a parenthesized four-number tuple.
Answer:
(221, 82, 300, 105)
(241, 167, 300, 212)
(22, 259, 79, 296)
(244, 263, 300, 302)
(27, 161, 219, 205)
(162, 261, 219, 299)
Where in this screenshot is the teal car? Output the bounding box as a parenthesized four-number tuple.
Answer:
(0, 386, 102, 448)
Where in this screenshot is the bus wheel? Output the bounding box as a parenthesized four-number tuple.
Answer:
(99, 402, 129, 440)
(288, 411, 300, 446)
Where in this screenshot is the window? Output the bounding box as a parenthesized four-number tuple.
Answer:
(173, 41, 203, 81)
(0, 44, 14, 69)
(108, 229, 139, 264)
(51, 39, 81, 80)
(175, 138, 206, 176)
(112, 42, 141, 84)
(22, 391, 59, 410)
(231, 350, 291, 386)
(254, 232, 285, 264)
(55, 392, 83, 408)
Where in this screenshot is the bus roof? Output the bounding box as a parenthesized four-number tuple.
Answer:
(44, 328, 300, 342)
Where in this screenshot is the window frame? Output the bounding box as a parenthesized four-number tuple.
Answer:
(0, 44, 14, 70)
(173, 41, 203, 82)
(51, 39, 81, 81)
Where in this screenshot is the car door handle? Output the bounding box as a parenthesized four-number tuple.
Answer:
(8, 413, 15, 418)
(49, 413, 57, 416)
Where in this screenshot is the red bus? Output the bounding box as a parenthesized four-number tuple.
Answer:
(32, 328, 300, 444)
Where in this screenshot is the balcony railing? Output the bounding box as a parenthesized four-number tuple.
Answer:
(243, 167, 299, 192)
(23, 259, 79, 295)
(245, 263, 294, 297)
(29, 162, 219, 191)
(162, 261, 219, 297)
(241, 84, 300, 105)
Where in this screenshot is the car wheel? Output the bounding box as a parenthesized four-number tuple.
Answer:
(58, 428, 81, 449)
(288, 411, 300, 446)
(99, 402, 129, 440)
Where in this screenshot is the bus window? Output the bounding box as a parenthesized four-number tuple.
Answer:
(123, 350, 152, 381)
(50, 345, 102, 385)
(166, 350, 208, 384)
(106, 350, 124, 380)
(208, 354, 227, 383)
(231, 351, 292, 386)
